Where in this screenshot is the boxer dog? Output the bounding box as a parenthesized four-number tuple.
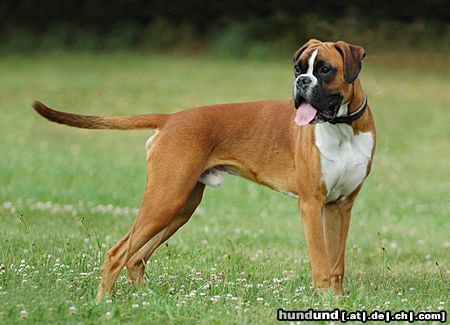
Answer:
(32, 39, 375, 302)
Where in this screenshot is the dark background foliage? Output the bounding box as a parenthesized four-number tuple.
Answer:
(1, 0, 449, 54)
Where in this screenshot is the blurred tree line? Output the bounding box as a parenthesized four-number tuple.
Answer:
(0, 0, 448, 55)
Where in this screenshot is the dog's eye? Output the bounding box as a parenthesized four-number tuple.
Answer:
(294, 65, 301, 75)
(319, 66, 331, 74)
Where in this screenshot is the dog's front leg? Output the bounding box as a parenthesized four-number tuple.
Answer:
(323, 191, 359, 295)
(323, 201, 350, 295)
(299, 199, 331, 290)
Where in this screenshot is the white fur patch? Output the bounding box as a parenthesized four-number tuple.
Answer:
(305, 49, 318, 80)
(145, 131, 158, 159)
(294, 48, 319, 100)
(199, 168, 224, 187)
(315, 112, 373, 203)
(280, 191, 298, 200)
(303, 49, 319, 96)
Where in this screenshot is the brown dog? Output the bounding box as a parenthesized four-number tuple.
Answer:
(32, 39, 375, 302)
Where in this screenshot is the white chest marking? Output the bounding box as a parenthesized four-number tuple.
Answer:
(315, 114, 373, 203)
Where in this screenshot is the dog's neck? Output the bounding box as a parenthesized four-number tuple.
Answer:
(319, 80, 372, 137)
(345, 80, 372, 135)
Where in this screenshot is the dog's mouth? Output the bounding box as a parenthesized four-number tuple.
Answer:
(294, 96, 318, 126)
(294, 95, 341, 126)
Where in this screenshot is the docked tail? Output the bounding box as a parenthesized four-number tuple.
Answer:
(32, 101, 168, 130)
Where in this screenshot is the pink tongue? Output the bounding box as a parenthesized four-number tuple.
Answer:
(295, 102, 317, 126)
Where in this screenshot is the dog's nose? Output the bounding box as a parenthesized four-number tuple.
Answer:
(297, 76, 312, 88)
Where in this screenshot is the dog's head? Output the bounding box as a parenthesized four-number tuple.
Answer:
(292, 39, 366, 125)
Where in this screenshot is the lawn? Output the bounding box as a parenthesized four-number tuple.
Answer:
(0, 51, 449, 323)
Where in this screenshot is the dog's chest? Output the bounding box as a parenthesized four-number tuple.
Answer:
(314, 123, 373, 203)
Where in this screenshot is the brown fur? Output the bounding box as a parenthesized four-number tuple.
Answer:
(32, 40, 376, 302)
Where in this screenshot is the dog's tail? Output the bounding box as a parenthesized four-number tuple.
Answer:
(32, 101, 168, 130)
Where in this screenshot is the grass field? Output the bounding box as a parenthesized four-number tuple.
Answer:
(0, 51, 449, 323)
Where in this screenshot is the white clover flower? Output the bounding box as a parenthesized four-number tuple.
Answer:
(19, 310, 28, 319)
(390, 241, 399, 249)
(210, 296, 219, 303)
(3, 202, 13, 209)
(68, 306, 77, 314)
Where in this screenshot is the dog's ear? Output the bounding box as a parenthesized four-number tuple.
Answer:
(334, 41, 366, 83)
(293, 39, 322, 62)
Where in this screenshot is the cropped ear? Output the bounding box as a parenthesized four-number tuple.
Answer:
(334, 41, 366, 83)
(293, 39, 322, 62)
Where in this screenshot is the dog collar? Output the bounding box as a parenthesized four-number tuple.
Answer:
(329, 95, 368, 124)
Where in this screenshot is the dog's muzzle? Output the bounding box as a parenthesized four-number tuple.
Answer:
(293, 83, 343, 124)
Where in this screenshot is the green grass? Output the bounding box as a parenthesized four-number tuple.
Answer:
(0, 51, 449, 324)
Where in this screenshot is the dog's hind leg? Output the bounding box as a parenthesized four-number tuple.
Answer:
(96, 139, 208, 302)
(126, 182, 205, 286)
